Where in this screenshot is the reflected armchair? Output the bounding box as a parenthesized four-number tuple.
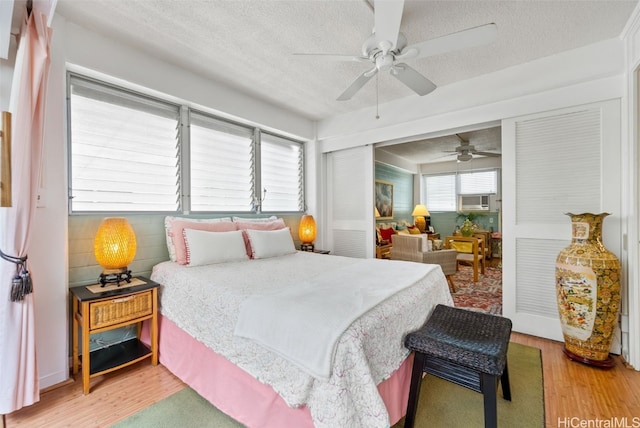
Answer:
(391, 234, 458, 293)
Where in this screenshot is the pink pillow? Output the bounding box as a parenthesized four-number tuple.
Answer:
(170, 220, 237, 264)
(379, 227, 396, 242)
(235, 219, 286, 257)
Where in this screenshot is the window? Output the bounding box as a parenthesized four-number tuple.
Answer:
(67, 73, 305, 214)
(68, 75, 181, 212)
(423, 169, 498, 212)
(189, 112, 254, 212)
(260, 133, 304, 212)
(425, 174, 456, 211)
(458, 170, 497, 195)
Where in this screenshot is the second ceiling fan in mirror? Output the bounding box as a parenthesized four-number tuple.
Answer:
(445, 134, 501, 162)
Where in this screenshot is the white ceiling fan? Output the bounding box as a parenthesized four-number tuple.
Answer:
(293, 0, 498, 101)
(448, 134, 501, 162)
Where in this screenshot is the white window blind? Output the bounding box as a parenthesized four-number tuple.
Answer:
(459, 170, 497, 195)
(190, 112, 254, 212)
(69, 75, 181, 212)
(260, 133, 304, 212)
(425, 174, 456, 211)
(424, 169, 498, 211)
(68, 73, 305, 214)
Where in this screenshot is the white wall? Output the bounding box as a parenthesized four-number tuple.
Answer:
(0, 8, 69, 390)
(318, 38, 626, 151)
(0, 28, 15, 111)
(28, 17, 69, 387)
(62, 20, 314, 142)
(622, 1, 640, 370)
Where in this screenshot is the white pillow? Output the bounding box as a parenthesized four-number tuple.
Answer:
(232, 216, 278, 223)
(183, 229, 248, 266)
(164, 216, 231, 262)
(245, 228, 296, 259)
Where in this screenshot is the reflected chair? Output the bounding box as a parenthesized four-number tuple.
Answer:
(391, 234, 458, 292)
(474, 232, 492, 261)
(444, 235, 485, 282)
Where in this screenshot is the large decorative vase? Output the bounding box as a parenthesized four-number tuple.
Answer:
(555, 213, 620, 368)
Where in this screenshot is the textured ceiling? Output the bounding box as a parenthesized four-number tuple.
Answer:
(377, 126, 502, 165)
(54, 0, 637, 123)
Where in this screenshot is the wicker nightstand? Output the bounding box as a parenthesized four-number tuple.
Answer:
(70, 277, 159, 394)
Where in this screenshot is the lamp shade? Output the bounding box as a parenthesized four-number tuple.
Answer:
(94, 217, 137, 269)
(298, 214, 317, 244)
(411, 204, 430, 217)
(375, 207, 381, 218)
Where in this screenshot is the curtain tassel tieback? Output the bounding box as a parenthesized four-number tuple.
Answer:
(0, 249, 32, 302)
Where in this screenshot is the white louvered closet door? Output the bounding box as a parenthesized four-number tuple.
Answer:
(502, 100, 622, 341)
(325, 145, 375, 258)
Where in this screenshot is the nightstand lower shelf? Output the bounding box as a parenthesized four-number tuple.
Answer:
(88, 338, 152, 376)
(71, 277, 160, 394)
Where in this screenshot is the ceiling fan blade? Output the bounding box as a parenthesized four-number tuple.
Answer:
(432, 152, 458, 160)
(391, 63, 436, 96)
(292, 53, 369, 63)
(473, 151, 501, 157)
(374, 0, 404, 51)
(400, 23, 497, 60)
(337, 69, 377, 101)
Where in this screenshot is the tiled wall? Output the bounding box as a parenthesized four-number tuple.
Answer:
(68, 214, 303, 287)
(68, 215, 168, 287)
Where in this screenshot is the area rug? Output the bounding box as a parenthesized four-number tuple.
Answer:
(112, 343, 543, 428)
(451, 265, 502, 315)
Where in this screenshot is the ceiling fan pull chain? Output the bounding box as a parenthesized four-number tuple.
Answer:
(375, 73, 380, 120)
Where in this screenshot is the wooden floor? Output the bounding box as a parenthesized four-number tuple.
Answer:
(4, 260, 640, 427)
(4, 332, 640, 428)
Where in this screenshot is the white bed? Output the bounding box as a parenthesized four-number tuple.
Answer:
(151, 251, 453, 427)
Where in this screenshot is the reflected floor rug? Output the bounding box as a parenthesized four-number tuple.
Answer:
(112, 343, 542, 428)
(452, 265, 502, 315)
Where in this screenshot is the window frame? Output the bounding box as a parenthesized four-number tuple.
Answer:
(422, 168, 499, 213)
(423, 173, 457, 212)
(67, 73, 183, 214)
(258, 130, 306, 214)
(66, 72, 306, 215)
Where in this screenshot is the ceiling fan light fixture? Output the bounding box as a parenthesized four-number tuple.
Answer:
(458, 153, 473, 162)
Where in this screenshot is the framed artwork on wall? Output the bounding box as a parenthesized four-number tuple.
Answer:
(375, 180, 393, 220)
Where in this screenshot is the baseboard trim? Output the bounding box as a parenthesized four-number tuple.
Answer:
(41, 376, 75, 394)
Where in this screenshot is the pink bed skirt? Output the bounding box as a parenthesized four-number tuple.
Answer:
(143, 314, 412, 427)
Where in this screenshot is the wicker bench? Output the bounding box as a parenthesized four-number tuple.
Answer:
(404, 304, 512, 428)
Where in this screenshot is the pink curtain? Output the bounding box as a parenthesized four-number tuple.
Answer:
(0, 8, 52, 414)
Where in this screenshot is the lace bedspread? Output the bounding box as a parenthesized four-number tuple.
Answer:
(151, 251, 453, 428)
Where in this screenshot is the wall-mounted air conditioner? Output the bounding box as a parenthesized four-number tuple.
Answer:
(459, 194, 491, 212)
